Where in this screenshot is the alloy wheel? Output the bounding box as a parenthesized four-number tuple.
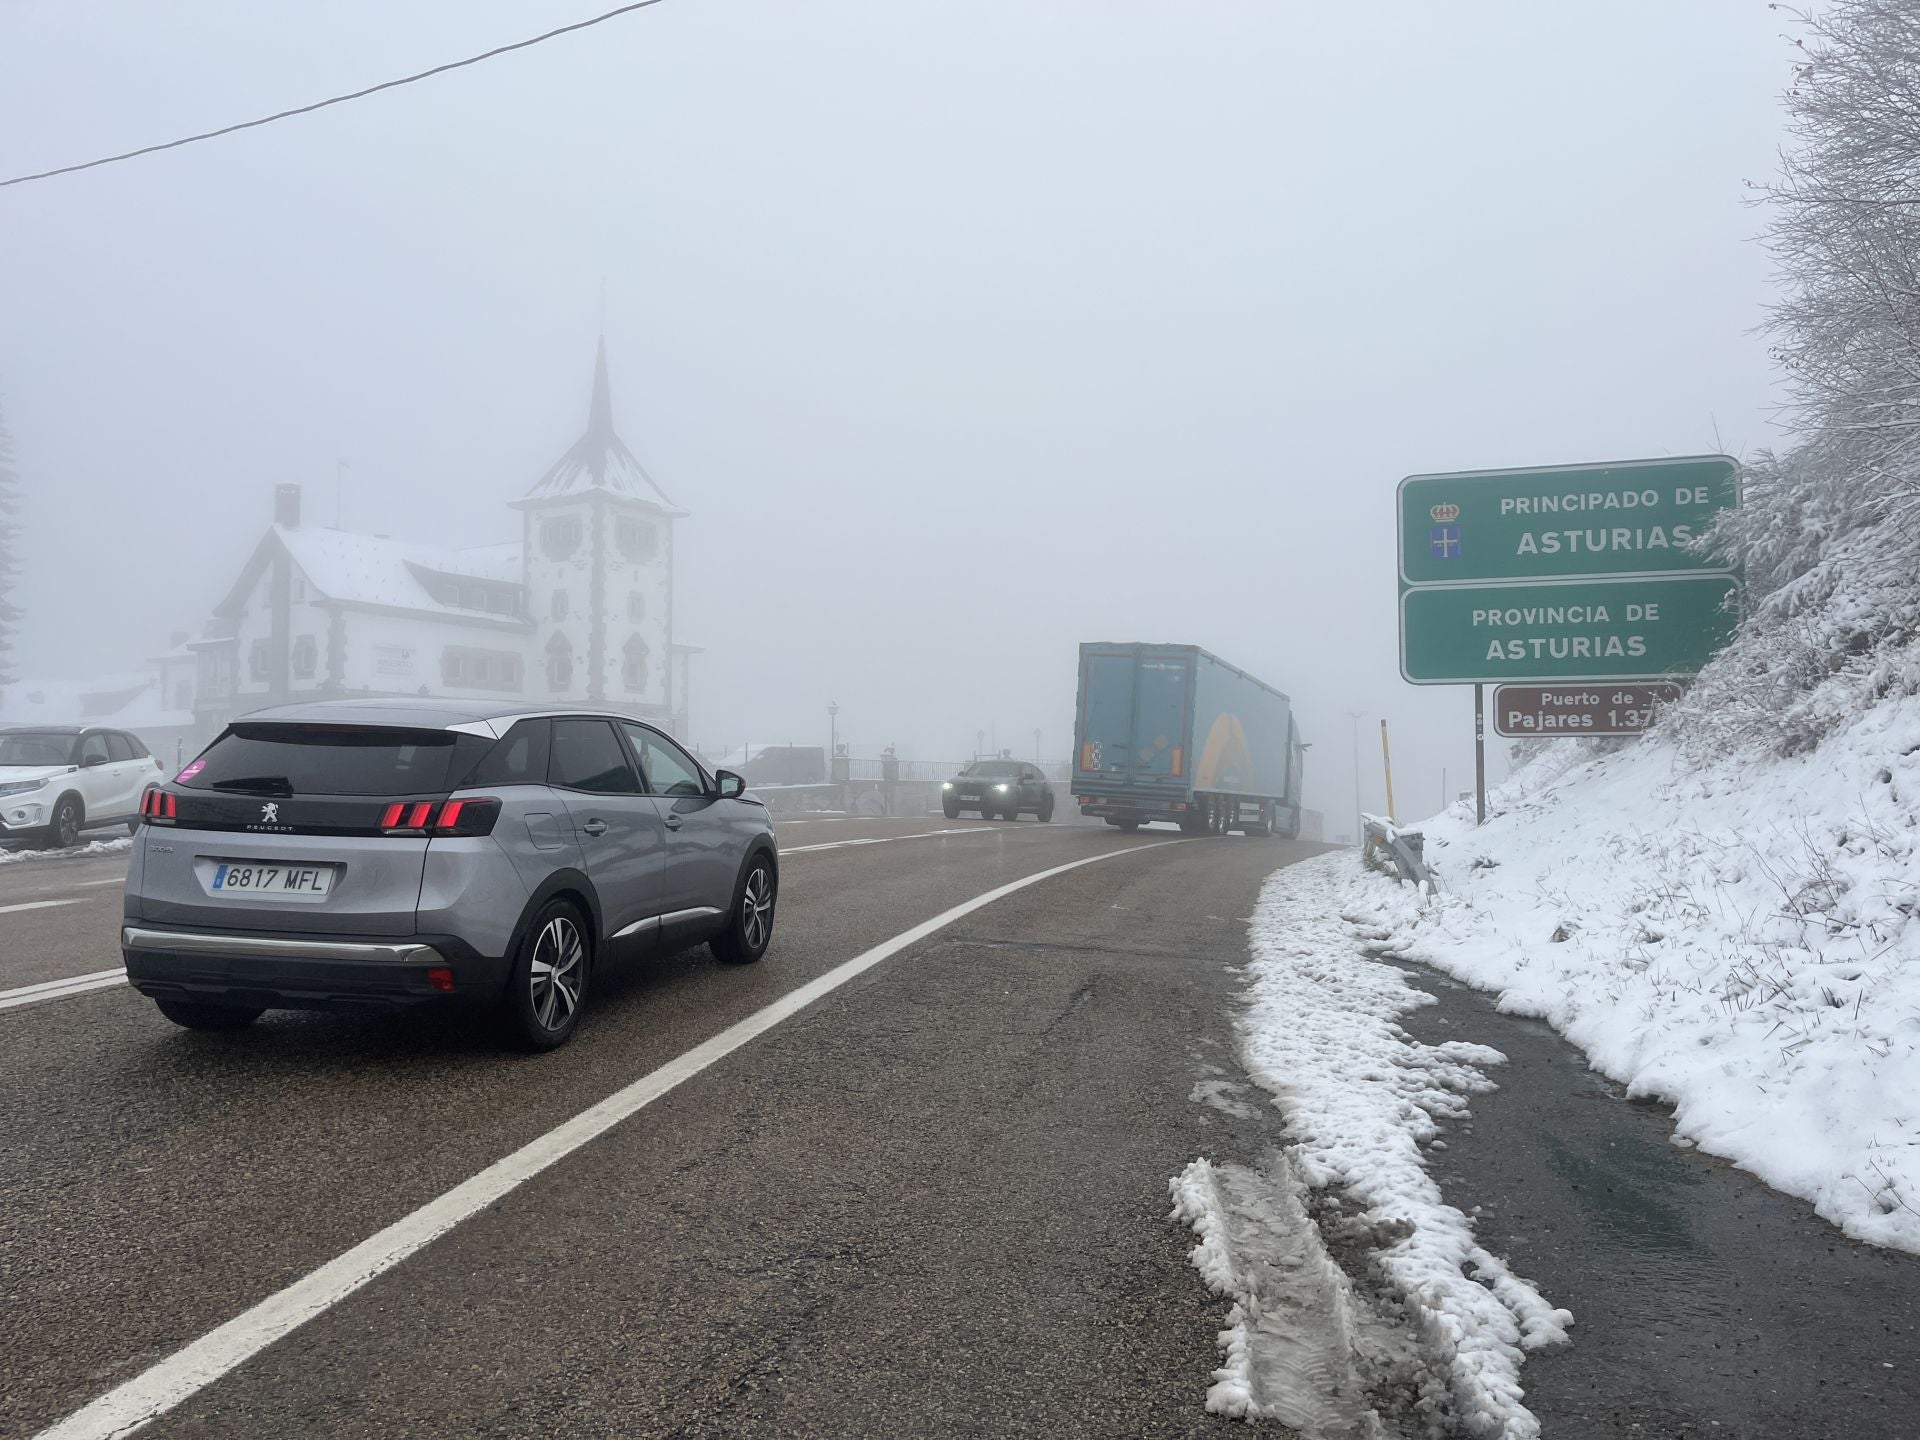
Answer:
(742, 867, 773, 952)
(529, 916, 584, 1031)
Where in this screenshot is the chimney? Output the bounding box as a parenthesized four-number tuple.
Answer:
(274, 483, 301, 528)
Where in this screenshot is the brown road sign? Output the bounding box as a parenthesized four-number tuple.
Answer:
(1492, 683, 1682, 738)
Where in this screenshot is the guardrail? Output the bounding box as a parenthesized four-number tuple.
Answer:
(750, 778, 951, 817)
(1362, 814, 1433, 894)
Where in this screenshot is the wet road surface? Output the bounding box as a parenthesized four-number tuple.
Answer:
(1393, 960, 1920, 1440)
(1, 815, 1317, 1438)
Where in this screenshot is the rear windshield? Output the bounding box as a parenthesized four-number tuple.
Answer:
(0, 733, 75, 767)
(179, 724, 489, 797)
(963, 761, 1024, 778)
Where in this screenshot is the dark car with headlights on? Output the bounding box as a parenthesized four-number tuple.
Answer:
(941, 760, 1054, 822)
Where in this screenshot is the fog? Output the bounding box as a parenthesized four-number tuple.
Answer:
(0, 1, 1789, 830)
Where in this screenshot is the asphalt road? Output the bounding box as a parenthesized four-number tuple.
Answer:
(1, 815, 1324, 1439)
(13, 817, 1920, 1439)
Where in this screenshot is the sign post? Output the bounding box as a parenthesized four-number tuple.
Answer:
(1398, 456, 1740, 824)
(1473, 685, 1485, 825)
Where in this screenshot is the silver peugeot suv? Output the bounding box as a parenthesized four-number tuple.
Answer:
(121, 700, 778, 1050)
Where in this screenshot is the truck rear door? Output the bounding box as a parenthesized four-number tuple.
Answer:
(1078, 647, 1191, 787)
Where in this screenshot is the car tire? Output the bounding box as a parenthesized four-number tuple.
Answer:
(154, 998, 264, 1031)
(501, 899, 591, 1051)
(49, 795, 82, 849)
(711, 856, 776, 965)
(1038, 795, 1054, 823)
(942, 801, 959, 820)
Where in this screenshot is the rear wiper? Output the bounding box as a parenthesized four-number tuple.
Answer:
(208, 775, 295, 797)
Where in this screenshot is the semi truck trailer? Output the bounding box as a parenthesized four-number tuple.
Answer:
(1071, 642, 1304, 836)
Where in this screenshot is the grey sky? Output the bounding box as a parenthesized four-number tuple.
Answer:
(0, 0, 1790, 825)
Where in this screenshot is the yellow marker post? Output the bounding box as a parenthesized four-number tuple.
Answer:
(1380, 719, 1397, 823)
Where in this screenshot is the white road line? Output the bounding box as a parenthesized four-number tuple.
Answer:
(0, 898, 79, 917)
(33, 838, 1189, 1440)
(783, 826, 1009, 855)
(0, 969, 125, 1012)
(79, 878, 127, 887)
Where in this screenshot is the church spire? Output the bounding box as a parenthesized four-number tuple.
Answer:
(587, 332, 612, 439)
(518, 331, 684, 513)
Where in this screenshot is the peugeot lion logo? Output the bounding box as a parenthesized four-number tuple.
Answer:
(260, 802, 280, 824)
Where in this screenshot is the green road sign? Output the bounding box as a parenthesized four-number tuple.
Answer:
(1400, 574, 1739, 685)
(1400, 455, 1739, 586)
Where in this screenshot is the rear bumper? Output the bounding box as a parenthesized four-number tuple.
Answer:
(121, 925, 511, 1012)
(1074, 792, 1193, 823)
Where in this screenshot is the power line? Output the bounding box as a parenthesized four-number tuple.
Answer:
(0, 0, 671, 190)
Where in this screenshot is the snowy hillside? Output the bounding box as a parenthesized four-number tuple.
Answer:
(1376, 687, 1920, 1253)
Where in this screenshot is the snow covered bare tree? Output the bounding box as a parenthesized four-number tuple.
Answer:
(1681, 0, 1920, 753)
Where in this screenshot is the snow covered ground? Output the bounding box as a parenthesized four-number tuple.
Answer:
(0, 835, 131, 866)
(1172, 853, 1571, 1439)
(1367, 689, 1920, 1255)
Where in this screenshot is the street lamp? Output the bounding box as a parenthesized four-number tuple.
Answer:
(828, 701, 839, 760)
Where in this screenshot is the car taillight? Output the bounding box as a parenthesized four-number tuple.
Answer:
(140, 788, 177, 823)
(378, 798, 500, 837)
(434, 798, 500, 836)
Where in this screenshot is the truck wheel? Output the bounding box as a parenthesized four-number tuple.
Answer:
(1118, 817, 1142, 832)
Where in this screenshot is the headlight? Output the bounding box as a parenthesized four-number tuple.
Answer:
(942, 782, 953, 789)
(994, 783, 1010, 792)
(0, 779, 47, 798)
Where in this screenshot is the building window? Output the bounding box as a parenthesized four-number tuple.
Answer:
(551, 589, 570, 622)
(248, 639, 269, 681)
(291, 635, 317, 680)
(623, 633, 651, 694)
(627, 591, 645, 623)
(616, 517, 657, 563)
(546, 632, 573, 692)
(442, 647, 523, 693)
(174, 682, 193, 710)
(542, 516, 583, 561)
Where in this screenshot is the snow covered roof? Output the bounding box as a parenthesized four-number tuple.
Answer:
(520, 338, 682, 513)
(212, 527, 529, 623)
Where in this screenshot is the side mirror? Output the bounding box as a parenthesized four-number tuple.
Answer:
(83, 755, 108, 768)
(716, 769, 746, 799)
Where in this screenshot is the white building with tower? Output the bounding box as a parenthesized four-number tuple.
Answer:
(3, 340, 698, 752)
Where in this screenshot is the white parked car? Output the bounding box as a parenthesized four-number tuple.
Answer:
(0, 726, 163, 848)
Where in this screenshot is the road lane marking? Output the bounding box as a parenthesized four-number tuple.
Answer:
(0, 899, 79, 917)
(33, 838, 1190, 1440)
(782, 826, 1011, 854)
(0, 969, 125, 1012)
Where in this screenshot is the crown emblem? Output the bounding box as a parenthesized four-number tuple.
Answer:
(1429, 503, 1460, 523)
